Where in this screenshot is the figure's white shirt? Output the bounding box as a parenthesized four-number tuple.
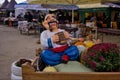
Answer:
(40, 29, 65, 49)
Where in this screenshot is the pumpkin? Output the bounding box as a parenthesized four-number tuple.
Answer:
(43, 66, 57, 72)
(75, 38, 85, 46)
(84, 41, 94, 48)
(75, 41, 83, 46)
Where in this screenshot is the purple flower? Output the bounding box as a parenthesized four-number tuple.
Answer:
(89, 60, 97, 70)
(89, 52, 96, 57)
(82, 43, 120, 71)
(99, 56, 105, 62)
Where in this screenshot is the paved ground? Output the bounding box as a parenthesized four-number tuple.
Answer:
(99, 32, 120, 46)
(0, 25, 40, 80)
(0, 25, 120, 80)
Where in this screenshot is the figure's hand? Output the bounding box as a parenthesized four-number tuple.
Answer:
(63, 31, 70, 39)
(52, 35, 59, 43)
(42, 20, 49, 29)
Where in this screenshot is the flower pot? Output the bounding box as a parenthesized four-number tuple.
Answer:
(11, 58, 33, 80)
(11, 60, 22, 76)
(11, 73, 22, 80)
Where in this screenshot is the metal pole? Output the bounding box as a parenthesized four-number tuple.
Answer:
(46, 0, 48, 13)
(72, 0, 74, 23)
(72, 9, 74, 23)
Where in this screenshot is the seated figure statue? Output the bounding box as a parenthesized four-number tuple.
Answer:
(40, 14, 79, 66)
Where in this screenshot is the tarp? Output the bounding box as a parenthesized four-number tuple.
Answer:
(15, 4, 47, 10)
(104, 2, 120, 8)
(41, 4, 79, 10)
(15, 4, 78, 10)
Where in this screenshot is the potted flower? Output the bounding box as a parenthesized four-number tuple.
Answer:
(11, 59, 32, 80)
(15, 59, 32, 67)
(82, 43, 120, 72)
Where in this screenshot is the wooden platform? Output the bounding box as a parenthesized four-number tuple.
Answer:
(22, 62, 120, 80)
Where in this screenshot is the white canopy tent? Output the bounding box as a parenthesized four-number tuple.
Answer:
(14, 4, 48, 18)
(15, 4, 47, 10)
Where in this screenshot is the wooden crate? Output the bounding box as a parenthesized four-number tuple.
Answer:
(22, 62, 120, 80)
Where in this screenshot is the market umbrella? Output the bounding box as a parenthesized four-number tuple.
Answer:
(28, 0, 82, 23)
(28, 0, 102, 22)
(28, 0, 100, 6)
(28, 0, 82, 5)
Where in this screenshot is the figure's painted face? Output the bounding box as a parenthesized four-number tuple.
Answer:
(45, 14, 58, 31)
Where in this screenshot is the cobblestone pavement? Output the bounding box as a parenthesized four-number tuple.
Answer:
(0, 25, 40, 80)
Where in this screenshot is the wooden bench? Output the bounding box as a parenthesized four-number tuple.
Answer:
(22, 62, 120, 80)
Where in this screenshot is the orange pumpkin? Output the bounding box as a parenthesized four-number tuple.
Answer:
(75, 38, 85, 46)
